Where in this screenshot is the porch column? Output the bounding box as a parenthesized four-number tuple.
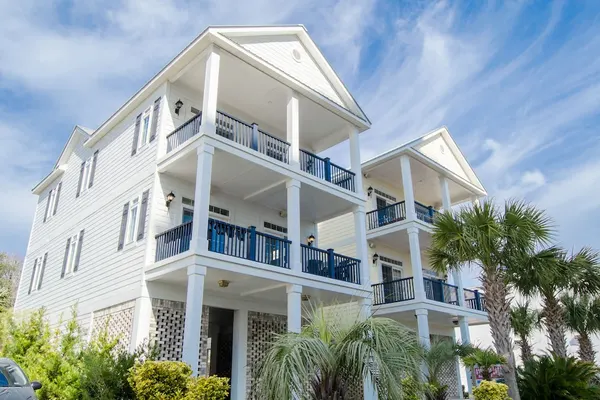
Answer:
(231, 308, 249, 400)
(200, 45, 221, 136)
(359, 297, 377, 400)
(452, 328, 465, 399)
(459, 317, 473, 394)
(400, 155, 416, 220)
(192, 144, 214, 252)
(287, 284, 302, 333)
(415, 309, 431, 349)
(407, 226, 426, 301)
(182, 265, 207, 375)
(439, 175, 452, 212)
(287, 90, 300, 167)
(129, 284, 152, 353)
(353, 205, 370, 286)
(348, 126, 364, 196)
(287, 179, 302, 272)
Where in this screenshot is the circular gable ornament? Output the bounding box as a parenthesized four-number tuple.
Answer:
(292, 48, 302, 62)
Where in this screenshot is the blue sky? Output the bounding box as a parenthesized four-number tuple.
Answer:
(1, 0, 600, 272)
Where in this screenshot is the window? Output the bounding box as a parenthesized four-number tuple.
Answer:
(264, 221, 288, 234)
(117, 190, 149, 251)
(62, 230, 84, 277)
(139, 107, 152, 148)
(76, 151, 98, 197)
(45, 188, 57, 220)
(0, 363, 29, 387)
(374, 189, 396, 202)
(209, 205, 230, 218)
(381, 256, 403, 283)
(182, 197, 195, 207)
(66, 234, 78, 273)
(126, 198, 139, 244)
(28, 254, 47, 294)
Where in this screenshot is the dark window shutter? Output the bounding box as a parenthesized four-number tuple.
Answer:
(149, 97, 161, 143)
(52, 182, 62, 216)
(131, 114, 142, 156)
(137, 190, 150, 241)
(43, 192, 51, 223)
(73, 230, 84, 272)
(61, 238, 71, 278)
(88, 151, 99, 188)
(37, 253, 48, 290)
(28, 259, 38, 294)
(76, 161, 85, 197)
(118, 202, 129, 251)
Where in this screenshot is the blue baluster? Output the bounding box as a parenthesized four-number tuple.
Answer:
(474, 290, 481, 310)
(251, 123, 258, 151)
(324, 158, 332, 182)
(248, 226, 257, 261)
(327, 248, 335, 278)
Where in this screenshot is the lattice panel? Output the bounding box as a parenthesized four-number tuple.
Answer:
(150, 299, 210, 376)
(432, 335, 460, 398)
(246, 311, 287, 398)
(91, 301, 135, 349)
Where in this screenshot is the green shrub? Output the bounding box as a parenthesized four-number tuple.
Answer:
(401, 377, 421, 400)
(473, 380, 510, 400)
(129, 361, 192, 400)
(185, 376, 230, 400)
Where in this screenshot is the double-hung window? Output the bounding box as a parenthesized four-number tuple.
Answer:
(126, 197, 140, 244)
(139, 107, 152, 148)
(61, 230, 85, 278)
(28, 253, 47, 294)
(76, 151, 99, 197)
(43, 182, 62, 222)
(117, 190, 150, 251)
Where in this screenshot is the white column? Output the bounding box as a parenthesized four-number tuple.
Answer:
(287, 179, 302, 272)
(287, 284, 302, 333)
(348, 126, 364, 196)
(415, 309, 431, 349)
(459, 317, 473, 394)
(439, 175, 452, 212)
(129, 291, 152, 353)
(452, 328, 465, 399)
(200, 46, 221, 136)
(287, 90, 300, 167)
(353, 205, 370, 287)
(400, 155, 416, 220)
(182, 265, 207, 375)
(453, 271, 466, 307)
(231, 308, 249, 400)
(407, 226, 426, 301)
(471, 196, 480, 207)
(192, 144, 214, 252)
(357, 297, 377, 400)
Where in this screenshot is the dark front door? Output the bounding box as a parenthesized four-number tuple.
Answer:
(376, 197, 388, 227)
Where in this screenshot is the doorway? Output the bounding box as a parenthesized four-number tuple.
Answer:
(207, 307, 234, 397)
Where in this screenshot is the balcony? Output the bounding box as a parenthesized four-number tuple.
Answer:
(154, 219, 360, 285)
(366, 201, 437, 230)
(165, 111, 356, 193)
(372, 277, 487, 311)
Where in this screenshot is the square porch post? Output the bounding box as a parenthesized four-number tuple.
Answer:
(182, 265, 207, 375)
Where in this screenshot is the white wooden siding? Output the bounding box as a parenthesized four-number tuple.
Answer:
(414, 136, 469, 181)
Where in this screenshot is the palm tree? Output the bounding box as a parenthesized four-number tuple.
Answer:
(462, 348, 506, 382)
(428, 200, 553, 400)
(510, 301, 540, 363)
(254, 306, 422, 400)
(562, 294, 600, 363)
(422, 339, 474, 399)
(511, 247, 600, 357)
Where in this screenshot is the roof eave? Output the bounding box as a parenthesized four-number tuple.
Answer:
(32, 165, 67, 195)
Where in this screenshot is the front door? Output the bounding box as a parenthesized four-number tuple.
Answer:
(181, 208, 194, 253)
(382, 264, 402, 303)
(376, 197, 388, 227)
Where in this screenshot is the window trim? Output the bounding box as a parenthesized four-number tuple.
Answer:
(45, 187, 57, 221)
(125, 196, 141, 245)
(138, 107, 153, 149)
(65, 233, 79, 276)
(80, 158, 92, 195)
(29, 256, 43, 293)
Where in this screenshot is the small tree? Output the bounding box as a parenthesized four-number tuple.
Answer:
(462, 348, 506, 382)
(562, 294, 600, 363)
(0, 253, 21, 311)
(510, 302, 539, 363)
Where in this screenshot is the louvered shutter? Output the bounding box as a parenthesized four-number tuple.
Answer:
(52, 182, 62, 216)
(28, 259, 38, 294)
(37, 253, 48, 290)
(149, 97, 161, 143)
(73, 230, 84, 272)
(76, 161, 85, 197)
(137, 190, 150, 240)
(117, 203, 129, 250)
(61, 238, 71, 278)
(88, 150, 99, 188)
(131, 114, 142, 156)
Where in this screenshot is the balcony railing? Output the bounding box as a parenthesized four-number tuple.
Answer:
(299, 149, 356, 192)
(154, 220, 359, 284)
(300, 244, 361, 284)
(424, 277, 459, 305)
(415, 201, 436, 224)
(464, 288, 487, 312)
(366, 201, 437, 230)
(372, 277, 468, 308)
(166, 112, 203, 152)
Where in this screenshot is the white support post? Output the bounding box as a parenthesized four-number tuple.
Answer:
(452, 328, 465, 399)
(286, 179, 302, 272)
(192, 144, 214, 252)
(129, 289, 152, 353)
(358, 297, 378, 400)
(182, 265, 207, 375)
(287, 90, 300, 167)
(459, 317, 473, 394)
(407, 226, 426, 301)
(400, 155, 416, 220)
(348, 126, 364, 196)
(353, 205, 370, 287)
(200, 46, 220, 136)
(415, 309, 431, 349)
(231, 308, 249, 400)
(439, 175, 452, 212)
(287, 284, 302, 333)
(453, 271, 466, 307)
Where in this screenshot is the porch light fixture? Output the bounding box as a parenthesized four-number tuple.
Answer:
(218, 280, 230, 288)
(372, 253, 379, 264)
(367, 186, 373, 197)
(175, 99, 183, 115)
(301, 294, 311, 301)
(165, 191, 175, 207)
(307, 234, 315, 246)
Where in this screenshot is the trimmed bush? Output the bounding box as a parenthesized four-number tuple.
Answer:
(129, 361, 191, 400)
(185, 376, 230, 400)
(473, 381, 510, 400)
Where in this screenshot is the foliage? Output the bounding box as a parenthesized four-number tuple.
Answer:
(254, 304, 422, 400)
(424, 339, 474, 387)
(462, 348, 506, 382)
(401, 377, 423, 400)
(517, 354, 600, 400)
(561, 294, 600, 363)
(128, 361, 191, 400)
(0, 253, 21, 311)
(473, 381, 511, 400)
(509, 302, 539, 363)
(185, 376, 230, 400)
(428, 199, 554, 400)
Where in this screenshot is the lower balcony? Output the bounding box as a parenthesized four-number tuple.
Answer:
(372, 277, 487, 311)
(366, 201, 437, 230)
(154, 219, 360, 285)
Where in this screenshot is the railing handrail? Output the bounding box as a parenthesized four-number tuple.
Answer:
(334, 252, 361, 263)
(415, 200, 433, 210)
(258, 128, 290, 145)
(155, 220, 193, 239)
(166, 113, 202, 140)
(256, 230, 292, 243)
(300, 148, 327, 162)
(216, 110, 253, 128)
(372, 276, 414, 287)
(330, 161, 356, 177)
(366, 200, 406, 216)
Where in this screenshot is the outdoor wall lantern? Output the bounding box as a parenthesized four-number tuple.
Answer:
(301, 294, 311, 301)
(372, 253, 379, 264)
(218, 280, 230, 288)
(165, 191, 176, 207)
(307, 234, 315, 246)
(367, 186, 373, 197)
(175, 99, 184, 115)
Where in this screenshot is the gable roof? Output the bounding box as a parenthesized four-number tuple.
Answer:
(362, 126, 487, 195)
